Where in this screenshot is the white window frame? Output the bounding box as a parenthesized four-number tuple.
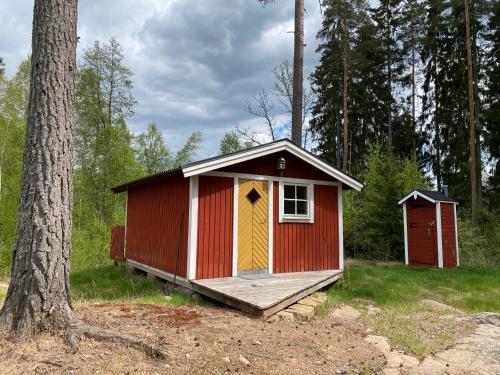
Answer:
(278, 181, 314, 223)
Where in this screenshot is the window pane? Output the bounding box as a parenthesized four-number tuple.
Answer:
(296, 200, 307, 215)
(284, 185, 295, 199)
(296, 186, 307, 200)
(284, 200, 295, 214)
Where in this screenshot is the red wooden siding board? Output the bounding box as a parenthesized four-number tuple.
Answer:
(406, 198, 438, 267)
(273, 182, 339, 272)
(126, 175, 189, 277)
(219, 151, 336, 181)
(110, 224, 125, 261)
(196, 176, 234, 279)
(440, 203, 457, 268)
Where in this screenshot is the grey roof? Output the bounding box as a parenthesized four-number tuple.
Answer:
(416, 189, 458, 203)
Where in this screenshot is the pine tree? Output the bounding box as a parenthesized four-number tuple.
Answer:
(484, 0, 500, 208)
(311, 0, 390, 173)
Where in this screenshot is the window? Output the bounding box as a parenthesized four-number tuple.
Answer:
(279, 182, 314, 223)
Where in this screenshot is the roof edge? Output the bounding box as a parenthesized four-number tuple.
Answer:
(182, 139, 363, 191)
(111, 168, 182, 193)
(398, 189, 458, 205)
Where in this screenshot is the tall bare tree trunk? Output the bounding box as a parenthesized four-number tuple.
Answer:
(464, 0, 478, 222)
(291, 0, 304, 146)
(342, 20, 349, 172)
(0, 0, 78, 339)
(411, 30, 417, 156)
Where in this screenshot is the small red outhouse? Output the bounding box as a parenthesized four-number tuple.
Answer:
(399, 189, 459, 268)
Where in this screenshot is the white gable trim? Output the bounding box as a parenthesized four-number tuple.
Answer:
(398, 190, 458, 206)
(182, 140, 363, 191)
(399, 190, 437, 205)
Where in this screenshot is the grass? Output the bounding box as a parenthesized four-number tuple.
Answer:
(0, 263, 202, 307)
(331, 260, 500, 312)
(322, 260, 500, 356)
(70, 263, 199, 306)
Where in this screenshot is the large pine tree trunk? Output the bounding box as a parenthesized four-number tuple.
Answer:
(464, 0, 478, 222)
(0, 2, 166, 358)
(291, 0, 304, 146)
(0, 0, 78, 339)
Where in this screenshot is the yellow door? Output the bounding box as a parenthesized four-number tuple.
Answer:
(238, 179, 269, 272)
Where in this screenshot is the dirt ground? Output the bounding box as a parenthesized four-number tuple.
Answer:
(1, 299, 499, 374)
(0, 303, 385, 375)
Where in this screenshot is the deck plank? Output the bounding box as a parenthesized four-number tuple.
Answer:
(191, 270, 342, 316)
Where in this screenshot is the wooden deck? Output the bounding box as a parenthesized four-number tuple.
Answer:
(191, 270, 343, 317)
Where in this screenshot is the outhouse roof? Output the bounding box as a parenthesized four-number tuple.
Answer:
(398, 189, 458, 205)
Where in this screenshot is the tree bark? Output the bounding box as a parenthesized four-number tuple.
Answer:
(0, 0, 78, 339)
(464, 0, 478, 222)
(342, 19, 349, 172)
(291, 0, 304, 146)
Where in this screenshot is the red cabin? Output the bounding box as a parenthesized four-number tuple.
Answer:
(109, 140, 363, 316)
(399, 190, 459, 268)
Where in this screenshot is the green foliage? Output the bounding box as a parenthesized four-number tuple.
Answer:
(173, 131, 202, 166)
(134, 122, 172, 174)
(74, 38, 143, 228)
(345, 144, 427, 260)
(0, 59, 30, 276)
(219, 131, 246, 155)
(134, 123, 202, 175)
(457, 211, 500, 267)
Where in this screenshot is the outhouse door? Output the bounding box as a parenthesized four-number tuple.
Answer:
(408, 203, 437, 266)
(237, 179, 269, 273)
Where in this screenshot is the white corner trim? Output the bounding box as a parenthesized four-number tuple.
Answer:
(182, 140, 363, 191)
(232, 177, 239, 277)
(268, 180, 273, 274)
(187, 176, 199, 280)
(338, 184, 344, 270)
(436, 202, 443, 268)
(454, 203, 459, 267)
(124, 189, 128, 260)
(278, 180, 314, 223)
(403, 202, 408, 265)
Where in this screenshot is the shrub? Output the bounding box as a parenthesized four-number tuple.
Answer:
(458, 211, 500, 267)
(345, 144, 428, 261)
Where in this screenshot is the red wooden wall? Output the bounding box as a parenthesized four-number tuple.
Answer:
(126, 175, 189, 277)
(110, 224, 125, 261)
(440, 202, 457, 268)
(273, 183, 339, 272)
(406, 198, 438, 267)
(220, 151, 336, 181)
(196, 176, 234, 279)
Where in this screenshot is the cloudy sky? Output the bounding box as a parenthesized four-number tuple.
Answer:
(0, 0, 324, 159)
